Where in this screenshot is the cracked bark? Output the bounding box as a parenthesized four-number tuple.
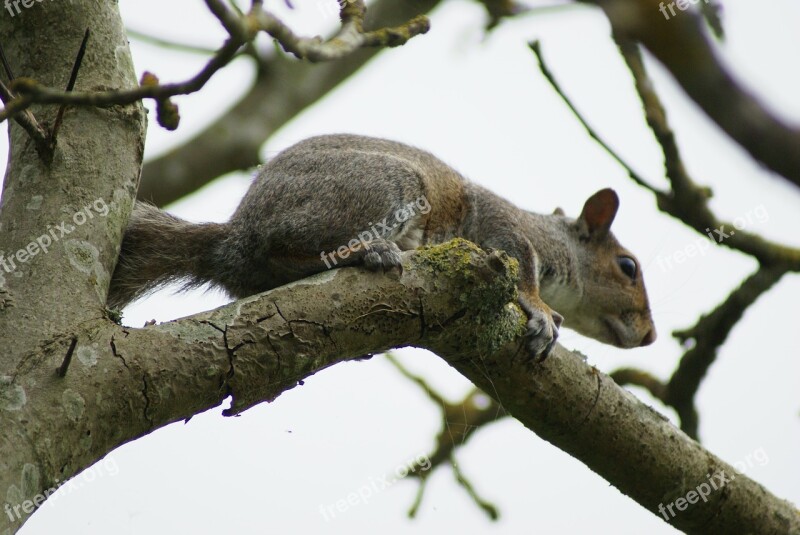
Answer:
(0, 242, 797, 534)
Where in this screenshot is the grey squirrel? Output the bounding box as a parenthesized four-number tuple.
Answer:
(108, 134, 656, 358)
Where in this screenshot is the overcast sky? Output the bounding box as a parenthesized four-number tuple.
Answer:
(5, 0, 800, 533)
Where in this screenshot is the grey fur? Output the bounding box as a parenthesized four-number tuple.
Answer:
(108, 134, 655, 356)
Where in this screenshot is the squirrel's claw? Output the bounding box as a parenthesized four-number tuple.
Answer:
(523, 304, 563, 362)
(363, 240, 403, 275)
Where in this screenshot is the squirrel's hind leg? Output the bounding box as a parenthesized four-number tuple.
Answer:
(361, 239, 403, 274)
(320, 238, 403, 274)
(323, 209, 427, 274)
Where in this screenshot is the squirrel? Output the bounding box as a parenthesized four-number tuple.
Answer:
(108, 134, 656, 358)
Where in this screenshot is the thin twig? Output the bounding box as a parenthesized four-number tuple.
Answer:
(385, 353, 506, 517)
(205, 0, 247, 40)
(699, 0, 724, 39)
(595, 0, 800, 188)
(57, 336, 78, 378)
(530, 38, 800, 270)
(451, 458, 499, 520)
(0, 79, 50, 157)
(528, 40, 658, 193)
(250, 2, 429, 62)
(51, 28, 91, 146)
(665, 265, 787, 438)
(0, 41, 51, 159)
(127, 28, 218, 55)
(0, 4, 429, 126)
(610, 368, 667, 402)
(612, 34, 800, 269)
(0, 40, 15, 80)
(1, 35, 243, 124)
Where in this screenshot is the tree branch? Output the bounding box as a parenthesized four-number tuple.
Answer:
(530, 39, 800, 270)
(1, 241, 796, 533)
(0, 4, 146, 375)
(386, 353, 506, 518)
(590, 0, 800, 188)
(0, 1, 429, 129)
(137, 0, 442, 206)
(613, 264, 788, 438)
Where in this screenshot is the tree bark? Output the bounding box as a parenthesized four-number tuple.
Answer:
(1, 241, 797, 534)
(0, 1, 144, 531)
(0, 1, 146, 374)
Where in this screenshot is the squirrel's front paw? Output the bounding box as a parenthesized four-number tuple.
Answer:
(522, 302, 563, 361)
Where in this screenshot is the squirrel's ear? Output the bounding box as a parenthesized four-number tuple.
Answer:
(577, 188, 619, 237)
(553, 207, 565, 216)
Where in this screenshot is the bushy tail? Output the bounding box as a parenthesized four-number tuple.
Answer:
(107, 203, 227, 309)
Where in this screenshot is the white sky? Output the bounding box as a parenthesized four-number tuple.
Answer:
(5, 0, 800, 533)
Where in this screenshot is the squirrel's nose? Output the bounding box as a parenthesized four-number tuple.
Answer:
(639, 328, 656, 346)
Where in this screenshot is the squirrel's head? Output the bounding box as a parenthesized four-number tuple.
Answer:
(552, 188, 656, 348)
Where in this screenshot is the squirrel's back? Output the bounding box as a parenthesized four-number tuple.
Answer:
(110, 134, 472, 307)
(214, 134, 471, 295)
(107, 134, 655, 354)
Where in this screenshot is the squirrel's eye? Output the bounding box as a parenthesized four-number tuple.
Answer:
(618, 256, 637, 280)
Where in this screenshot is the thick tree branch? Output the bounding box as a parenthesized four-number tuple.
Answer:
(1, 242, 796, 534)
(0, 4, 146, 375)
